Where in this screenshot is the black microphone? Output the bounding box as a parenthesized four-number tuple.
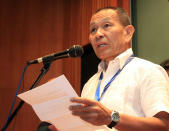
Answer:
(27, 45, 84, 65)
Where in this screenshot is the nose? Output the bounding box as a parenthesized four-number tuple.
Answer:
(95, 28, 104, 40)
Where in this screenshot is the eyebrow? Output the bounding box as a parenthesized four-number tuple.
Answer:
(90, 17, 112, 28)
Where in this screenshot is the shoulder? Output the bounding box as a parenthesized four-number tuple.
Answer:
(131, 57, 160, 69)
(129, 57, 168, 77)
(121, 57, 169, 87)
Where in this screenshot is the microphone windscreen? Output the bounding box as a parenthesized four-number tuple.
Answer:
(69, 45, 84, 57)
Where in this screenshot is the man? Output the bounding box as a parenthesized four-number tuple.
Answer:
(49, 7, 169, 131)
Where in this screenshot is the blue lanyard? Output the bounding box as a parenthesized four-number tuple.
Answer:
(95, 55, 134, 101)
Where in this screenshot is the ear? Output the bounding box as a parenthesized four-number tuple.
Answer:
(124, 25, 135, 43)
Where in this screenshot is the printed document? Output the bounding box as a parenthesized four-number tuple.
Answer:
(18, 75, 109, 131)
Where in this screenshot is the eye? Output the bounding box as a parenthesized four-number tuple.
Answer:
(103, 23, 111, 28)
(90, 27, 97, 33)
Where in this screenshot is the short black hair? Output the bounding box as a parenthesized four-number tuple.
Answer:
(94, 7, 131, 27)
(160, 59, 169, 71)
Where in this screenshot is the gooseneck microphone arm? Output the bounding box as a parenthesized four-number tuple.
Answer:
(1, 62, 51, 131)
(2, 45, 84, 131)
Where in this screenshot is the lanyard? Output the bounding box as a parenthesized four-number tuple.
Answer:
(95, 55, 134, 101)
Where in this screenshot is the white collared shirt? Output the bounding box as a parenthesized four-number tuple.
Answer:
(81, 48, 169, 131)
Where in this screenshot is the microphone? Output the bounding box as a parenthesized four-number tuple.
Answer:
(27, 45, 84, 65)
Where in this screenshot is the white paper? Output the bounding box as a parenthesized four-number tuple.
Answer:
(18, 75, 109, 131)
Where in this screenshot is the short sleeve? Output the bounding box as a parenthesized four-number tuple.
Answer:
(140, 65, 169, 117)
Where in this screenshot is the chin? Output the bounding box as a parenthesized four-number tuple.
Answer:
(96, 53, 110, 61)
(97, 56, 107, 61)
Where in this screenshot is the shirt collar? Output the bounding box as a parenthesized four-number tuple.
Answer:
(98, 48, 133, 72)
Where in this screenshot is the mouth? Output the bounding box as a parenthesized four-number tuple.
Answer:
(96, 42, 107, 48)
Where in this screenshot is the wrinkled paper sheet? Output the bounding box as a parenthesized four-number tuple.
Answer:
(18, 75, 109, 131)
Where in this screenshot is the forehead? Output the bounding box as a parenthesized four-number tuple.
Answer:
(90, 9, 119, 26)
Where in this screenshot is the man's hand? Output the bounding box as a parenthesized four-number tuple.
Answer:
(69, 97, 112, 126)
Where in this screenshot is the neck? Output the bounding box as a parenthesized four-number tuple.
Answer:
(105, 57, 116, 70)
(104, 48, 131, 70)
(104, 60, 110, 71)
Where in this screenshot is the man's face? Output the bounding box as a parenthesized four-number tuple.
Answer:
(89, 9, 130, 62)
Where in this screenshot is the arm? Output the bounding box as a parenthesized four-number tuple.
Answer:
(69, 97, 169, 131)
(116, 111, 169, 131)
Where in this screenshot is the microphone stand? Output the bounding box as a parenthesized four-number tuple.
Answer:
(1, 62, 51, 131)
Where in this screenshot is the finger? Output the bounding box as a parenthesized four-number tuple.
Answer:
(69, 104, 84, 111)
(72, 111, 98, 118)
(70, 97, 97, 106)
(69, 104, 99, 113)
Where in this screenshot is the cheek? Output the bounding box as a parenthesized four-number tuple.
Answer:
(110, 32, 124, 46)
(89, 35, 94, 43)
(108, 31, 120, 42)
(89, 36, 96, 47)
